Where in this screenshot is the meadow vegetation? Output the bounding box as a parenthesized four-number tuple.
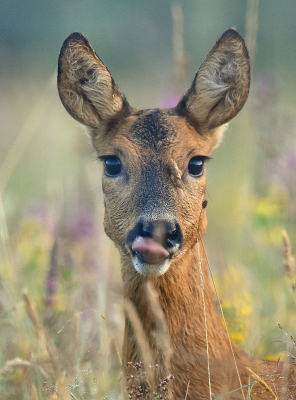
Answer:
(1, 2, 296, 399)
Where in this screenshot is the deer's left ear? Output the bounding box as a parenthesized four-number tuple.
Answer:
(58, 32, 129, 128)
(176, 29, 250, 134)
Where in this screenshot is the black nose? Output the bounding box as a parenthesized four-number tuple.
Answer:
(127, 220, 183, 254)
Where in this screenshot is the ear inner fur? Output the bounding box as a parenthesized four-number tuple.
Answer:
(57, 32, 129, 128)
(176, 28, 250, 134)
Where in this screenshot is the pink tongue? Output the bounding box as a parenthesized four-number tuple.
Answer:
(132, 237, 169, 263)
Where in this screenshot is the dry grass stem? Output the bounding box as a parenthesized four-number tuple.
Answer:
(171, 2, 187, 89)
(282, 230, 295, 280)
(23, 291, 71, 398)
(0, 191, 9, 250)
(245, 0, 259, 64)
(0, 74, 56, 193)
(0, 357, 33, 379)
(111, 337, 123, 366)
(55, 370, 69, 400)
(196, 239, 213, 400)
(23, 290, 48, 354)
(0, 191, 17, 288)
(31, 384, 40, 400)
(199, 236, 246, 400)
(57, 312, 83, 335)
(184, 380, 190, 400)
(247, 368, 278, 400)
(46, 339, 69, 400)
(123, 298, 153, 371)
(146, 281, 172, 373)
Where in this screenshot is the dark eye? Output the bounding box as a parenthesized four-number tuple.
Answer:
(104, 156, 122, 177)
(188, 156, 206, 177)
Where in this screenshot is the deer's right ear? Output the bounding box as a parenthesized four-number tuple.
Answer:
(58, 32, 129, 127)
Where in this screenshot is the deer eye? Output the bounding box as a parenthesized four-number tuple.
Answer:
(188, 156, 207, 177)
(104, 156, 122, 177)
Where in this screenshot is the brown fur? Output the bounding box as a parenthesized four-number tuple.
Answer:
(58, 30, 296, 399)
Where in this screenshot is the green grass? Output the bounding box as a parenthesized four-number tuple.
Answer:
(1, 77, 295, 399)
(1, 7, 296, 394)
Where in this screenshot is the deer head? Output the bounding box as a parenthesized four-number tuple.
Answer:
(58, 29, 250, 278)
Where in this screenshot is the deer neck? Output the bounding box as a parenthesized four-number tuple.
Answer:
(121, 239, 234, 370)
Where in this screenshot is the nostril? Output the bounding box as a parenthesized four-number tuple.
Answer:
(127, 220, 183, 256)
(142, 222, 154, 237)
(166, 222, 182, 249)
(166, 223, 176, 234)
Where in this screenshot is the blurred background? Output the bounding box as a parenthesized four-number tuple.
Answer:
(1, 1, 296, 399)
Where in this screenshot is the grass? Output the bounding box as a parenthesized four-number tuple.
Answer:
(1, 76, 296, 400)
(1, 4, 296, 397)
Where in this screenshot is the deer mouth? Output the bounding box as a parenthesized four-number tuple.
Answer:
(126, 220, 183, 275)
(132, 237, 170, 264)
(129, 237, 171, 276)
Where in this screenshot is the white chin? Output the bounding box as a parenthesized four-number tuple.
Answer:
(132, 256, 171, 276)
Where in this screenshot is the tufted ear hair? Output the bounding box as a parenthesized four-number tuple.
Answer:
(176, 28, 250, 134)
(57, 32, 130, 128)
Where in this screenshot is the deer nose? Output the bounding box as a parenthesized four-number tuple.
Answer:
(127, 220, 183, 264)
(141, 221, 182, 249)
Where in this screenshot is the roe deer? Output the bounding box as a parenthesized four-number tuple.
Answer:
(58, 29, 296, 399)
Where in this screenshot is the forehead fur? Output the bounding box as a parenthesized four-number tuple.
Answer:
(130, 109, 176, 151)
(91, 107, 225, 158)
